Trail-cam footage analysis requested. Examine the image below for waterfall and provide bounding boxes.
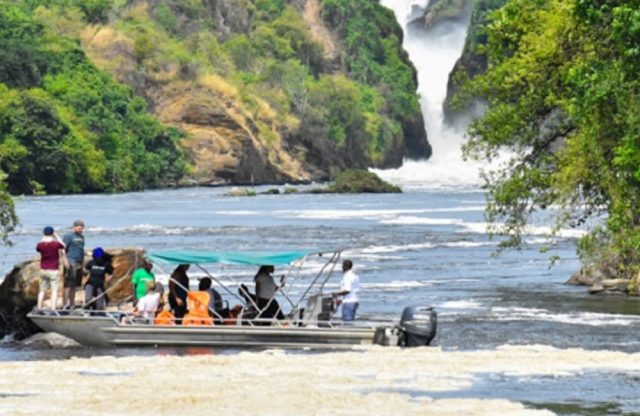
[373,0,486,191]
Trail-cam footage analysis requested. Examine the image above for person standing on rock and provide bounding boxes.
[63,219,86,309]
[36,226,66,310]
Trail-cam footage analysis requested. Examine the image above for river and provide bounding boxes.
[2,1,640,414]
[1,185,640,414]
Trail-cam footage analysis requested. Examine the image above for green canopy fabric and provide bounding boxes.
[148,249,322,266]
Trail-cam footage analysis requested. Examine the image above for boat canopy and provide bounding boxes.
[148,249,325,266]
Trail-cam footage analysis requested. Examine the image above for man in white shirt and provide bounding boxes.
[134,282,162,323]
[332,260,360,321]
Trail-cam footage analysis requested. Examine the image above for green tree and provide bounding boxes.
[458,0,640,275]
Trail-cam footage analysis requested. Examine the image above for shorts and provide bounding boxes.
[64,262,84,288]
[40,269,60,293]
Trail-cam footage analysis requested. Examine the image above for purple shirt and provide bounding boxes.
[36,241,64,270]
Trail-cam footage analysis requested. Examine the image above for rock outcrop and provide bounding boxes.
[0,248,144,340]
[567,264,635,296]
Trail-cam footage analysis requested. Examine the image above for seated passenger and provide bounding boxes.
[182,290,213,326]
[132,282,162,323]
[131,259,155,306]
[254,265,285,321]
[198,277,228,321]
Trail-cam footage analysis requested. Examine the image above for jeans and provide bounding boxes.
[341,302,358,321]
[84,284,106,310]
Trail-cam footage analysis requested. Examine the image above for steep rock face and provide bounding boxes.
[201,0,254,39]
[443,0,506,124]
[0,249,144,340]
[78,0,429,185]
[82,25,309,185]
[418,0,474,29]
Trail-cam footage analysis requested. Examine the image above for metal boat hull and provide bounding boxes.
[28,312,383,348]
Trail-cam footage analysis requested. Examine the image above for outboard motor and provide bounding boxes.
[398,306,437,347]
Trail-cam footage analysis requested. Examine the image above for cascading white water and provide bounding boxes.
[374,0,487,191]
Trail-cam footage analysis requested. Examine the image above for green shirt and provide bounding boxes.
[131,268,155,299]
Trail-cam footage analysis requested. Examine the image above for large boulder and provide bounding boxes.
[0,248,145,340]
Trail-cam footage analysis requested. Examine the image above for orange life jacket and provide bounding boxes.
[155,310,175,325]
[183,291,214,326]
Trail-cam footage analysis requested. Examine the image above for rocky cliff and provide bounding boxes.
[442,0,506,124]
[76,0,430,185]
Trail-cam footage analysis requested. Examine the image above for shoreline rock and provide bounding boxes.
[0,248,144,340]
[567,266,636,296]
[222,170,402,196]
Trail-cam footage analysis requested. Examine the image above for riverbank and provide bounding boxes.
[2,344,640,415]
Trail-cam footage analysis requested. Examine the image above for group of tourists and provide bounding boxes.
[36,219,109,311]
[37,220,361,322]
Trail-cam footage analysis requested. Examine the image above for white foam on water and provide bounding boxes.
[358,242,436,254]
[4,346,640,414]
[439,300,484,309]
[357,240,494,255]
[491,307,640,327]
[443,241,497,248]
[362,280,433,290]
[85,224,258,236]
[460,222,587,239]
[380,216,465,226]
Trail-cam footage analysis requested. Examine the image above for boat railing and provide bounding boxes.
[30,307,390,330]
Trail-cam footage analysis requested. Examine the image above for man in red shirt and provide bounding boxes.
[36,226,66,310]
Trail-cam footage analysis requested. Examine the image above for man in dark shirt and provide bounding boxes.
[36,226,66,310]
[63,219,86,309]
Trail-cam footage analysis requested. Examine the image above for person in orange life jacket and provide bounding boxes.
[83,247,113,310]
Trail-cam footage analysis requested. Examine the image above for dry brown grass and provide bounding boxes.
[122,2,149,21]
[199,74,241,100]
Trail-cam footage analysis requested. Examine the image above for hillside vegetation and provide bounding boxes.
[452,0,640,278]
[0,0,428,192]
[0,1,186,195]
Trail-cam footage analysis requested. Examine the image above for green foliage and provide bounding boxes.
[320,0,419,118]
[0,5,47,87]
[0,1,186,195]
[458,0,640,275]
[155,1,177,33]
[0,171,18,245]
[225,35,256,71]
[326,169,401,193]
[305,74,392,164]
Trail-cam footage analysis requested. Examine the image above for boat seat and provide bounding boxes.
[183,291,214,326]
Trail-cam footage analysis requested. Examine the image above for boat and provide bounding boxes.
[28,249,437,349]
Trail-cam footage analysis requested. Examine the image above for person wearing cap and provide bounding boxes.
[83,247,114,310]
[63,219,85,309]
[36,226,66,310]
